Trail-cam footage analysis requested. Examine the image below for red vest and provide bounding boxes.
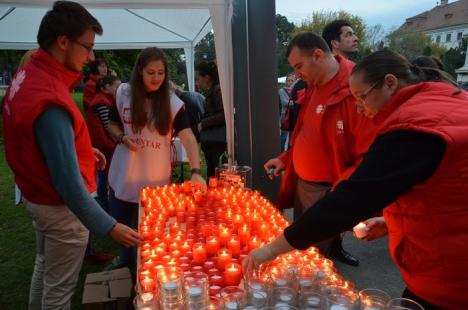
[376,82,468,309]
[277,56,377,209]
[2,48,96,205]
[83,74,98,111]
[86,92,116,155]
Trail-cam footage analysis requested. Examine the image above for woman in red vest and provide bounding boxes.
[244,50,468,309]
[83,59,107,111]
[86,75,120,211]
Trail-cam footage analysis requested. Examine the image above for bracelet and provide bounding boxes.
[117,133,125,144]
[190,168,202,176]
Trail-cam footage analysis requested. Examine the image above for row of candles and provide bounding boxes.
[136,181,360,309]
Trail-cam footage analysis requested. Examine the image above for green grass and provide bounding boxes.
[0,92,206,308]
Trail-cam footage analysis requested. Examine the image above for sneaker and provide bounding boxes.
[84,252,115,265]
[104,256,128,271]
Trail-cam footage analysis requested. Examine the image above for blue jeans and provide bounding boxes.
[108,189,138,266]
[280,130,290,151]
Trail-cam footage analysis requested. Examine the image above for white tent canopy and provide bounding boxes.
[0,0,235,158]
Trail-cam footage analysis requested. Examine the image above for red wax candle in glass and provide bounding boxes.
[176,211,185,223]
[140,276,155,292]
[207,268,221,277]
[223,263,242,286]
[257,223,269,239]
[203,260,215,271]
[138,269,152,282]
[193,191,203,202]
[192,243,207,264]
[210,285,222,296]
[238,225,251,246]
[218,227,232,246]
[143,259,155,270]
[217,248,232,270]
[233,214,244,229]
[227,237,241,258]
[248,236,262,251]
[180,263,191,271]
[208,177,218,188]
[210,274,224,286]
[206,236,220,256]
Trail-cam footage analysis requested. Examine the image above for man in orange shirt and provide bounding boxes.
[265,32,375,266]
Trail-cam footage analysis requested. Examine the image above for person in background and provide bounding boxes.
[2,2,141,308]
[245,50,467,310]
[278,73,297,151]
[171,81,205,141]
[105,47,206,270]
[83,58,107,111]
[86,75,120,211]
[322,19,359,59]
[264,32,376,267]
[319,19,363,266]
[195,61,227,177]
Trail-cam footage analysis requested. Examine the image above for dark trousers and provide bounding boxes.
[108,189,138,268]
[202,142,227,177]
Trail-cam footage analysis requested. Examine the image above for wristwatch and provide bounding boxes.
[190,168,202,176]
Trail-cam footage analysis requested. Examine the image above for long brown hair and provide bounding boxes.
[130,47,171,135]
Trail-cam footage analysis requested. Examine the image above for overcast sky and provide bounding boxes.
[275,0,440,31]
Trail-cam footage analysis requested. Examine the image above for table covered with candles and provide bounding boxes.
[134,179,368,310]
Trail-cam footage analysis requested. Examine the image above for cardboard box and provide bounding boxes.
[82,268,133,310]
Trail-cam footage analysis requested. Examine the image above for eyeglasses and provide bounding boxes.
[73,40,94,53]
[357,80,380,103]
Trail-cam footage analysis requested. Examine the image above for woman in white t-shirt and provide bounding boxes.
[106,47,206,269]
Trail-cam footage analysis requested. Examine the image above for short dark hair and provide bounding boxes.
[322,20,352,50]
[352,50,456,88]
[37,1,103,51]
[88,59,106,75]
[286,32,330,58]
[195,61,219,84]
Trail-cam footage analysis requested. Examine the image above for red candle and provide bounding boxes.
[203,260,216,271]
[223,263,242,286]
[217,248,232,270]
[141,248,152,260]
[180,263,191,271]
[143,259,156,270]
[193,191,203,202]
[207,268,221,277]
[227,237,241,258]
[192,243,207,264]
[248,236,262,251]
[206,236,220,256]
[179,256,191,265]
[238,225,251,246]
[138,269,152,282]
[176,211,185,223]
[181,241,192,253]
[209,177,218,188]
[140,276,155,292]
[210,274,224,286]
[218,226,232,246]
[233,214,244,229]
[191,265,203,272]
[210,285,222,296]
[257,223,269,239]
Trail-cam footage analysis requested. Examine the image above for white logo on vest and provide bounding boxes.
[316,104,324,114]
[9,70,26,102]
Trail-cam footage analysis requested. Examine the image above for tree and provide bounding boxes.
[365,24,385,52]
[385,29,433,60]
[276,14,296,77]
[195,32,216,64]
[442,37,467,79]
[293,10,367,47]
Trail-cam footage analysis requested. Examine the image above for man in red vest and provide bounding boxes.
[2,2,140,308]
[264,32,376,265]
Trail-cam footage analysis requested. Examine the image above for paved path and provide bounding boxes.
[332,233,405,298]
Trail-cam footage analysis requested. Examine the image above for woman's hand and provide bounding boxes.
[191,173,207,193]
[362,217,388,241]
[122,135,142,152]
[243,245,277,274]
[93,148,106,170]
[109,223,142,248]
[264,158,285,176]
